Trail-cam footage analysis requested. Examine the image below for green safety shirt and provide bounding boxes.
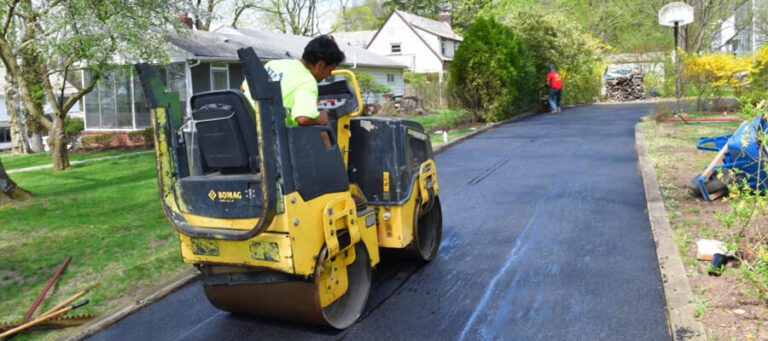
[242,59,319,126]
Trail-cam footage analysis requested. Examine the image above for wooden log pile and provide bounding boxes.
[605,73,645,101]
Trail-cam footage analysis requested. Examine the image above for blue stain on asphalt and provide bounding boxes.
[458,186,557,340]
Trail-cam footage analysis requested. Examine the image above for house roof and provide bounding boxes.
[166,27,407,69]
[394,10,462,41]
[333,30,377,46]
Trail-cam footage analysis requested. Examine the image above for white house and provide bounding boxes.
[364,10,462,74]
[712,0,767,55]
[0,71,11,150]
[81,27,407,132]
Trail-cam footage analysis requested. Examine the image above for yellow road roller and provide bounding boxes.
[134,47,442,329]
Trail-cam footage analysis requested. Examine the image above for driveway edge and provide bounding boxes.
[635,121,705,341]
[61,269,199,341]
[60,110,540,339]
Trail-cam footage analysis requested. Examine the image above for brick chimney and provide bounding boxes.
[438,10,452,28]
[178,13,193,29]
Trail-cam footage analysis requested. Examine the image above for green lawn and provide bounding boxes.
[0,153,185,340]
[407,108,471,131]
[1,149,149,171]
[430,128,474,147]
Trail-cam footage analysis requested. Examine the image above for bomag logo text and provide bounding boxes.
[210,190,242,202]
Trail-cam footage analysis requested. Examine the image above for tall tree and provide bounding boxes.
[679,0,750,53]
[382,0,441,18]
[251,0,323,36]
[0,0,180,171]
[446,0,489,35]
[19,11,46,153]
[332,0,386,32]
[4,62,29,155]
[0,157,30,204]
[181,0,223,31]
[486,0,669,53]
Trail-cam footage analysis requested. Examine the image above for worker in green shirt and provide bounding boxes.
[242,35,346,127]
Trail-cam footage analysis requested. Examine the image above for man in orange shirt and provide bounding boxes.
[546,64,563,113]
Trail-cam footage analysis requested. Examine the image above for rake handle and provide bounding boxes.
[0,300,89,338]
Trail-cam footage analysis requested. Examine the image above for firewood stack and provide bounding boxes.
[605,73,645,101]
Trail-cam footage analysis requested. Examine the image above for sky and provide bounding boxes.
[210,0,355,34]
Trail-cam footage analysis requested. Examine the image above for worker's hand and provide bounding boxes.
[316,109,329,125]
[296,110,330,126]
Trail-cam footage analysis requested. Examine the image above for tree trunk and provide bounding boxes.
[28,131,44,153]
[5,66,29,155]
[20,20,48,154]
[50,114,69,170]
[0,157,31,205]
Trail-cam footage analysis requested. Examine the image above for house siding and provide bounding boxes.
[347,66,404,103]
[83,60,404,131]
[368,14,442,73]
[191,63,211,93]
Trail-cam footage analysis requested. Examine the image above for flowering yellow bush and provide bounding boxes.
[681,50,752,89]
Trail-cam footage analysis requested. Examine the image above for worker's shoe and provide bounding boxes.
[557,107,562,113]
[550,109,557,114]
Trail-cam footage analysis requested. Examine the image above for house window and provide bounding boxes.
[391,43,401,53]
[441,40,446,55]
[84,62,187,130]
[211,64,229,90]
[387,73,395,83]
[0,127,10,143]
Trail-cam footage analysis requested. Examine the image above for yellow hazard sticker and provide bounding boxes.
[250,241,280,262]
[190,238,219,256]
[383,172,390,193]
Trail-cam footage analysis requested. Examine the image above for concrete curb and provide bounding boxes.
[59,111,540,339]
[7,150,153,174]
[635,120,705,341]
[61,269,200,341]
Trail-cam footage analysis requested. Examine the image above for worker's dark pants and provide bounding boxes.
[549,89,562,111]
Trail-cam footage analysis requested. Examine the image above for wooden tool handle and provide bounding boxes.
[0,300,90,338]
[36,282,99,320]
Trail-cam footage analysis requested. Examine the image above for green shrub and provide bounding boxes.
[449,17,536,122]
[496,11,605,105]
[355,72,391,103]
[82,132,118,149]
[127,128,154,147]
[64,117,84,143]
[404,72,440,84]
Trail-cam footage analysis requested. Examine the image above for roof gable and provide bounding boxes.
[366,10,446,62]
[394,10,462,41]
[165,27,406,69]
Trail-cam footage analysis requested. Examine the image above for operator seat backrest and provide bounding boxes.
[190,90,260,174]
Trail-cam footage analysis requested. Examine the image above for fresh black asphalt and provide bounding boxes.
[86,103,670,340]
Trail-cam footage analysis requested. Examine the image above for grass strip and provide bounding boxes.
[407,109,471,131]
[1,150,148,171]
[430,128,474,147]
[0,153,185,341]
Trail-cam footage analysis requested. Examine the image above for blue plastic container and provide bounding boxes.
[695,116,768,200]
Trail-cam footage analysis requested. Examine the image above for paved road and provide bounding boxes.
[87,104,670,341]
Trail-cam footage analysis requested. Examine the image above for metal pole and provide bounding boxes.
[674,21,680,112]
[674,21,679,51]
